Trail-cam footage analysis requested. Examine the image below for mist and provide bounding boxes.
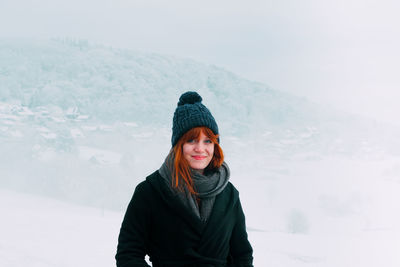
[1,1,400,266]
[1,0,400,125]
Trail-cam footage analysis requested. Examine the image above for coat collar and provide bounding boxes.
[146,171,238,236]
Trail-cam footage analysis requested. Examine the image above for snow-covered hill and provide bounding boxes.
[1,39,399,151]
[1,38,400,267]
[1,39,400,207]
[0,39,378,129]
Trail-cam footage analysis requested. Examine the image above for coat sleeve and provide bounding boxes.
[228,198,254,267]
[115,182,152,267]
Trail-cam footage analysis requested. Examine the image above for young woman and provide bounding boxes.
[116,91,253,267]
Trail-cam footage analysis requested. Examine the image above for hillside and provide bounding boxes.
[1,39,399,210]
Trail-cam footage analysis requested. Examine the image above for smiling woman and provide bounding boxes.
[182,129,216,172]
[174,126,224,194]
[115,91,253,266]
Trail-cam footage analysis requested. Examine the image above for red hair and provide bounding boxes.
[172,127,224,195]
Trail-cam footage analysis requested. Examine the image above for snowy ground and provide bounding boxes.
[0,189,121,267]
[2,156,400,267]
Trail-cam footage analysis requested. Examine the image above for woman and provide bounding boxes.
[116,91,253,267]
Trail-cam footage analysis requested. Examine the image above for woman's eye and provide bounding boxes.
[187,139,195,143]
[204,140,212,144]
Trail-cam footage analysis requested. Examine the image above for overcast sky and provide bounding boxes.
[1,0,399,125]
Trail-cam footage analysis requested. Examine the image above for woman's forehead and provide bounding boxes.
[187,127,211,139]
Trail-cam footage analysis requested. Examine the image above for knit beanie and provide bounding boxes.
[171,91,219,147]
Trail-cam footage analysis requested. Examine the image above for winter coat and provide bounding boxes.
[115,170,253,267]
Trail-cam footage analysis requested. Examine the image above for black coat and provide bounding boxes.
[116,170,253,267]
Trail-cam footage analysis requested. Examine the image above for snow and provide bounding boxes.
[2,156,400,267]
[78,146,122,165]
[40,132,57,139]
[1,39,400,266]
[70,128,85,138]
[9,130,23,137]
[0,189,121,267]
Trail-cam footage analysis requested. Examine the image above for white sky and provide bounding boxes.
[1,0,399,125]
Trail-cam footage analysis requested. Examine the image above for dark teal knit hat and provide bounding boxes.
[171,91,219,147]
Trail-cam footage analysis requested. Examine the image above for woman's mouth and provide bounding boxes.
[192,155,206,160]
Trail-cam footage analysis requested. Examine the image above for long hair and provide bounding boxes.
[172,126,224,195]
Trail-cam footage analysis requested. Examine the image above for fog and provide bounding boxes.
[1,0,399,124]
[1,1,400,266]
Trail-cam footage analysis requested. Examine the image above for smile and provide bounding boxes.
[192,155,207,160]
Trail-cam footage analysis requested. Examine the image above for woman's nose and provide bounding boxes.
[194,142,204,152]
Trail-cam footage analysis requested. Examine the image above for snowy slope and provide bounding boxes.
[1,38,399,204]
[1,39,400,266]
[1,39,399,157]
[0,38,391,135]
[1,38,399,208]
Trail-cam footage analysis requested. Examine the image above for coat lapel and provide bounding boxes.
[147,171,238,241]
[147,171,205,234]
[199,183,237,243]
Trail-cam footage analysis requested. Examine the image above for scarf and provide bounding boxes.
[158,152,230,222]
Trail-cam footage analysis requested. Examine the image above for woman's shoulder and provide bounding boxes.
[216,181,240,206]
[130,170,160,198]
[133,170,171,198]
[226,181,240,196]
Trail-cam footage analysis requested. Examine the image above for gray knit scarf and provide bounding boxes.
[158,152,230,222]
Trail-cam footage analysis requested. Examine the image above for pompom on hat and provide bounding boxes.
[171,91,219,147]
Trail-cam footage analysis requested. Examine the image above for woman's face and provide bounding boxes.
[182,131,214,174]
